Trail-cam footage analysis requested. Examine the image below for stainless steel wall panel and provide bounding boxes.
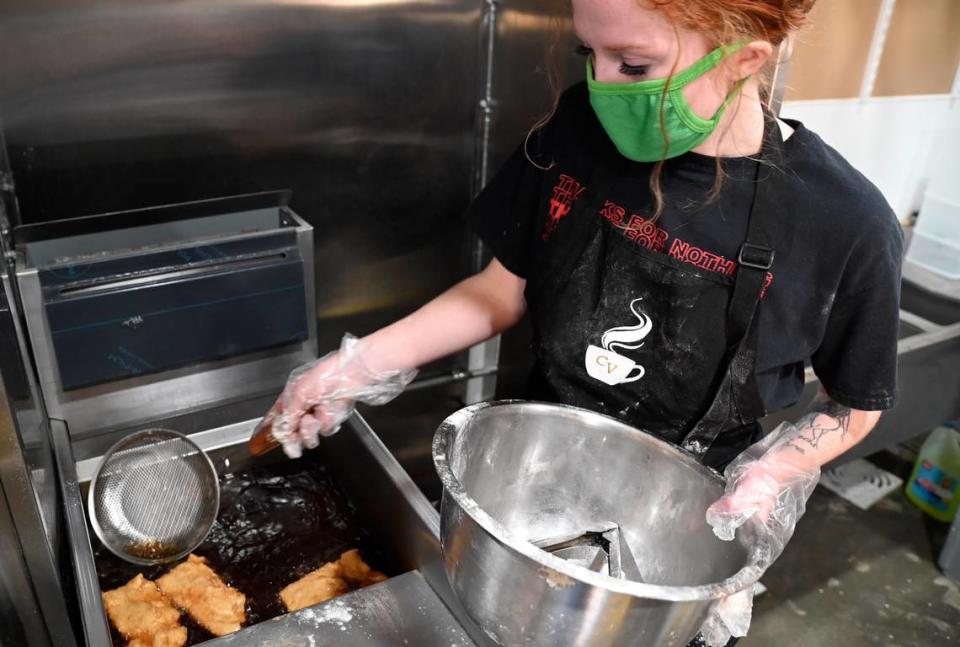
[0,0,482,365]
[0,273,58,545]
[0,483,50,647]
[0,323,76,646]
[0,137,71,645]
[0,0,486,485]
[486,0,580,175]
[0,2,480,150]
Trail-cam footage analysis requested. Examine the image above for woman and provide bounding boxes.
[262,0,903,643]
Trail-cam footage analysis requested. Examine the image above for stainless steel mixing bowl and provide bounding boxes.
[432,401,765,647]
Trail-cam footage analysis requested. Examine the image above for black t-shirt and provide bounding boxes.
[468,82,903,413]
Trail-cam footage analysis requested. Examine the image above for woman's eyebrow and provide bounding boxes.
[609,43,656,53]
[574,34,657,54]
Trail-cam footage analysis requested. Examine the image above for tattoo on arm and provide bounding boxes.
[786,399,852,455]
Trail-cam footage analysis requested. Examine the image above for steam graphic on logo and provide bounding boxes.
[585,298,653,386]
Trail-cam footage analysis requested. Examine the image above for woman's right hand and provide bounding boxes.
[259,334,417,458]
[260,258,525,457]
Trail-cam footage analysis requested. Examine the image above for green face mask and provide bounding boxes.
[587,44,746,162]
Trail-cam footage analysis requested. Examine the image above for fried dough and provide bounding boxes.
[156,554,245,636]
[279,549,387,612]
[102,574,187,647]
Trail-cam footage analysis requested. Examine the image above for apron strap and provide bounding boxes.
[725,111,784,349]
[681,111,786,459]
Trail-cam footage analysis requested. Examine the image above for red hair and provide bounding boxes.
[650,0,816,47]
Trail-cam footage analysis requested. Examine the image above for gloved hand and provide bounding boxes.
[698,422,821,646]
[698,586,756,647]
[260,334,417,458]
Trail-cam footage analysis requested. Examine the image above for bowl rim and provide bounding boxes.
[431,400,766,602]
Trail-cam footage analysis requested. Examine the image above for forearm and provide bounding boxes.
[360,259,526,373]
[266,259,525,453]
[769,387,882,472]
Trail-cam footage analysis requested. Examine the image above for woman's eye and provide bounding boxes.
[619,63,649,77]
[575,44,593,57]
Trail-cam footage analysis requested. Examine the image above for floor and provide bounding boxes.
[741,450,959,647]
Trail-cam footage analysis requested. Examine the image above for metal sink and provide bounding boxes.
[898,319,923,339]
[901,273,960,326]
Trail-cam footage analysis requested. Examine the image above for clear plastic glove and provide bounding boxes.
[698,422,821,646]
[698,586,756,647]
[260,334,417,458]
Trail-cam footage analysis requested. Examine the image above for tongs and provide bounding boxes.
[248,417,281,456]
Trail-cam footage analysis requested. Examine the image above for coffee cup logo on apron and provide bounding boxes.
[584,298,652,386]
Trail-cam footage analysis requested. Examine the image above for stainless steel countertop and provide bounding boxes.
[208,570,474,647]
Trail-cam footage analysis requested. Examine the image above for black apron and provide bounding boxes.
[525,115,784,471]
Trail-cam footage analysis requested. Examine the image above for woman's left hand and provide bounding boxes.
[706,422,821,552]
[697,393,882,645]
[697,421,822,646]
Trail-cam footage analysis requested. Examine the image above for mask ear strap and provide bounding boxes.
[664,39,752,92]
[708,40,755,123]
[717,76,750,115]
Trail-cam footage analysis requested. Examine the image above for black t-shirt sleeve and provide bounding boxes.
[465,141,544,278]
[811,204,904,410]
[466,86,586,278]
